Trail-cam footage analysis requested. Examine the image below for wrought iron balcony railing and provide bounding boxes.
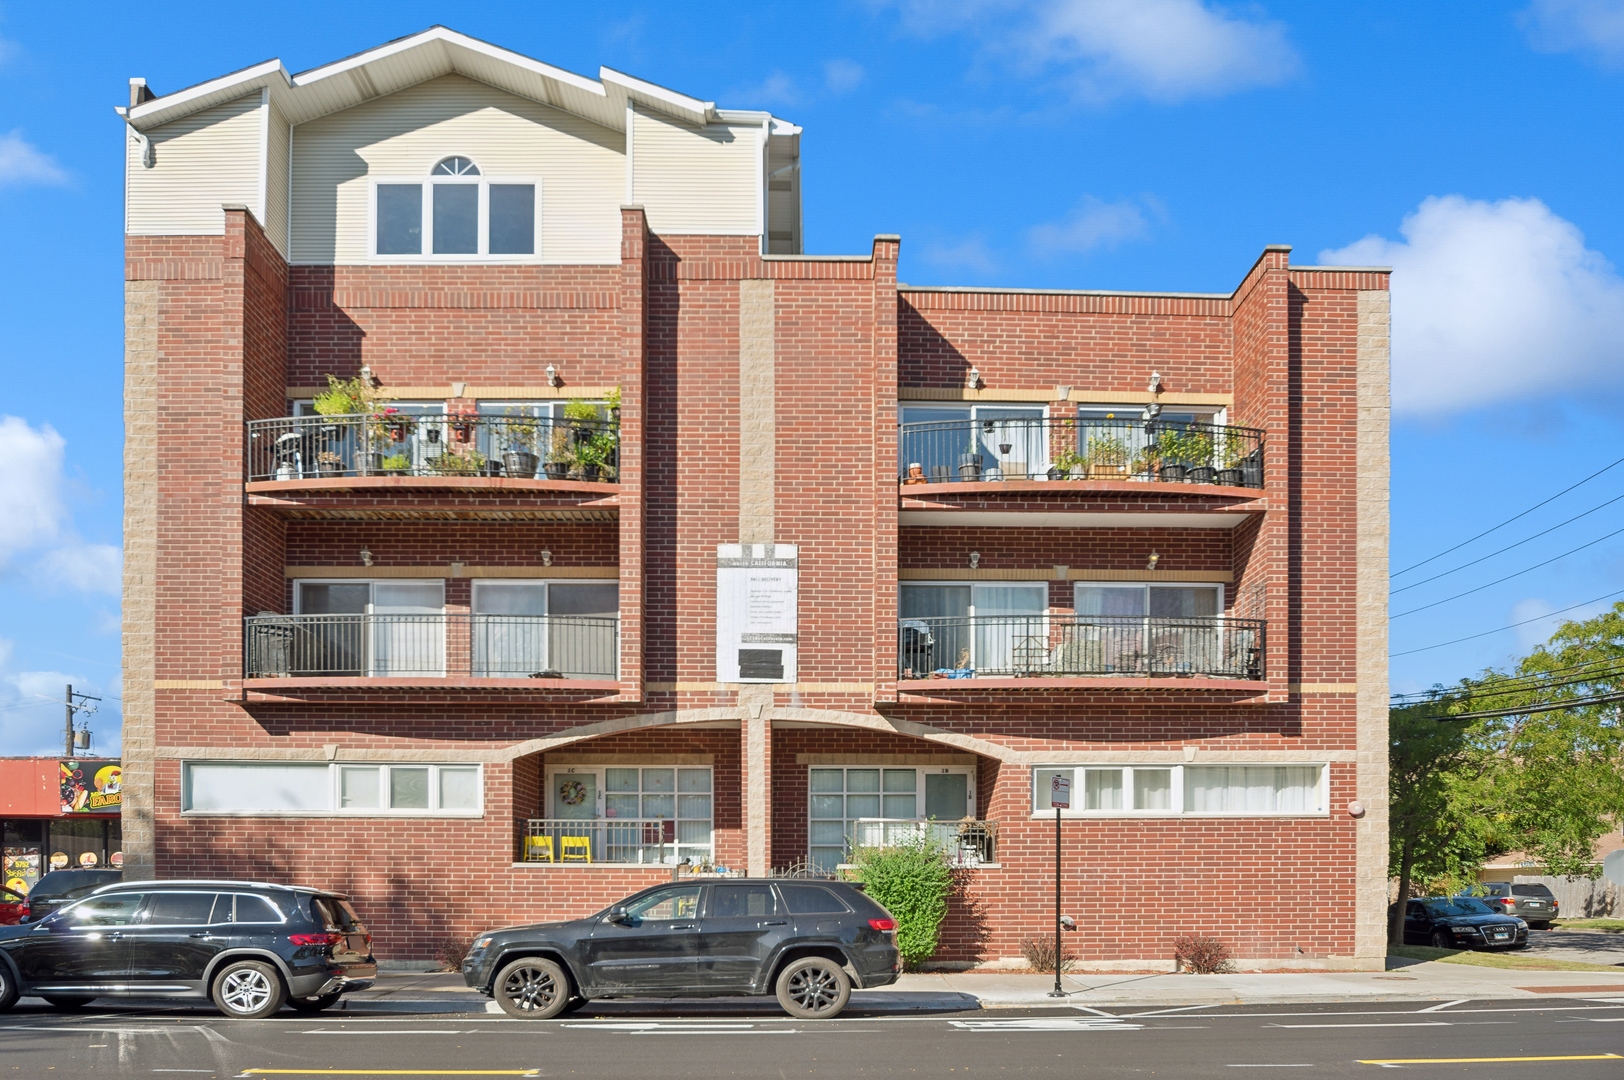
[898,614,1265,680]
[246,414,618,483]
[519,818,710,865]
[850,818,998,867]
[244,613,619,680]
[898,417,1264,488]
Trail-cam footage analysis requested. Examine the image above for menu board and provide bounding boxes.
[716,544,798,684]
[3,848,40,896]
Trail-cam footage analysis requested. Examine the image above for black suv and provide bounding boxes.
[463,879,900,1019]
[21,869,123,923]
[0,879,376,1018]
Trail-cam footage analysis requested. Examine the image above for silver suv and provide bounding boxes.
[1464,882,1559,928]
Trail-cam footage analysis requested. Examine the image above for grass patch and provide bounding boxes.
[1389,944,1624,972]
[1551,918,1624,933]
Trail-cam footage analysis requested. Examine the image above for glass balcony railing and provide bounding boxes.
[898,614,1265,680]
[898,417,1264,488]
[244,613,619,680]
[246,414,618,483]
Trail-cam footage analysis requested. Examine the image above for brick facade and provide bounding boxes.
[126,199,1387,970]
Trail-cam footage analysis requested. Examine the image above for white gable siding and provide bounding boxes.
[127,92,265,236]
[264,98,292,257]
[290,74,624,264]
[633,110,761,236]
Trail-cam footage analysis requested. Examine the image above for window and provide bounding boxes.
[808,765,976,870]
[232,895,285,924]
[471,580,618,679]
[1073,405,1223,478]
[624,886,700,922]
[183,763,483,816]
[711,885,776,918]
[1032,764,1324,816]
[145,892,221,926]
[291,579,446,678]
[372,158,538,259]
[1069,582,1232,678]
[901,583,1046,676]
[898,403,1049,481]
[780,885,851,914]
[539,765,713,864]
[63,894,144,926]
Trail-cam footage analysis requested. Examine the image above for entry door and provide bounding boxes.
[925,773,970,821]
[698,884,790,989]
[371,582,444,676]
[584,884,701,992]
[971,584,1046,675]
[20,892,143,988]
[124,891,226,985]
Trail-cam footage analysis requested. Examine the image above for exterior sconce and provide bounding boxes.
[540,550,553,567]
[545,364,561,388]
[360,549,374,567]
[1145,551,1159,571]
[969,551,981,570]
[359,365,378,387]
[1347,802,1366,819]
[1147,370,1162,394]
[966,366,981,390]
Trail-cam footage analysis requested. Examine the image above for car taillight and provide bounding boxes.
[869,918,896,931]
[1500,898,1515,907]
[288,933,343,947]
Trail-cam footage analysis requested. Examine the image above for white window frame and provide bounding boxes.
[368,169,543,262]
[901,581,1048,674]
[1072,581,1225,617]
[1030,763,1327,818]
[471,578,620,680]
[181,762,483,817]
[1073,403,1227,426]
[540,764,715,863]
[808,764,979,869]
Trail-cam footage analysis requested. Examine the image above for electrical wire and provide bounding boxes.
[1391,664,1624,709]
[1428,689,1624,723]
[1391,586,1624,657]
[1392,524,1624,618]
[1391,491,1624,595]
[1393,454,1624,577]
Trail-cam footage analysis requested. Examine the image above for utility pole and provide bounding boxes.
[62,684,102,757]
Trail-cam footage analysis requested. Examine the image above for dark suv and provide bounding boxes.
[0,879,376,1018]
[1463,882,1560,928]
[463,879,900,1019]
[21,869,123,923]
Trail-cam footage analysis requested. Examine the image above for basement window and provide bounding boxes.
[372,157,539,259]
[1032,764,1325,817]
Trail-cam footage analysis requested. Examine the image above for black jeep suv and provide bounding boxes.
[463,879,900,1019]
[0,879,376,1018]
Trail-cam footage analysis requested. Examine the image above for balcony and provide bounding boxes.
[519,817,704,866]
[850,818,998,868]
[897,614,1265,688]
[244,613,619,687]
[899,417,1263,488]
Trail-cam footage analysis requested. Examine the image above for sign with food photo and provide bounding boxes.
[60,760,122,813]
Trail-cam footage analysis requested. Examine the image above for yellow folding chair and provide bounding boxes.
[560,835,592,862]
[524,835,555,863]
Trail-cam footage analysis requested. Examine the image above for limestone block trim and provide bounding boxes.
[121,278,160,882]
[738,279,776,545]
[796,753,979,765]
[898,388,1230,407]
[1289,683,1358,694]
[545,754,713,765]
[899,568,1233,583]
[645,682,874,693]
[284,385,620,401]
[284,566,618,579]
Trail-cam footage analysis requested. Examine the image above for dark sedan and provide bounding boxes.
[463,879,900,1019]
[1394,896,1528,950]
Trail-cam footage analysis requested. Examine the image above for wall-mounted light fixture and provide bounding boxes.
[1145,551,1159,572]
[360,548,374,567]
[540,550,553,567]
[1147,370,1163,394]
[969,551,981,570]
[966,366,981,390]
[545,364,561,388]
[360,365,378,387]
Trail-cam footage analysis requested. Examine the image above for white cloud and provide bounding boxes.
[1521,0,1624,65]
[737,72,803,106]
[885,0,1299,102]
[921,236,1002,274]
[825,58,866,94]
[0,640,121,757]
[0,415,121,593]
[1319,196,1624,414]
[1028,195,1153,255]
[0,130,66,188]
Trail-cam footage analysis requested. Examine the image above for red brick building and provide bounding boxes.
[119,28,1390,970]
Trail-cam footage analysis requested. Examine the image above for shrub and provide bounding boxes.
[852,835,953,969]
[434,934,474,972]
[1021,935,1075,974]
[1173,934,1234,974]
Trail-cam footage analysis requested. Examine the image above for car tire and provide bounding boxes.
[775,956,851,1019]
[492,957,571,1019]
[288,992,343,1013]
[1430,930,1454,950]
[41,996,95,1010]
[0,965,18,1014]
[211,960,287,1020]
[559,996,589,1015]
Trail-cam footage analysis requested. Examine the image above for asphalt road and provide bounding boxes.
[2,997,1624,1078]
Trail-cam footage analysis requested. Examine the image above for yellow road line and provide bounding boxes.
[1359,1053,1622,1065]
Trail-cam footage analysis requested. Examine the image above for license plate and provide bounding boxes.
[1525,902,1544,908]
[1493,932,1510,940]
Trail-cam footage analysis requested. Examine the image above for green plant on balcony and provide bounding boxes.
[543,427,575,480]
[1086,433,1129,478]
[380,453,411,473]
[429,449,487,475]
[574,427,619,482]
[312,373,381,418]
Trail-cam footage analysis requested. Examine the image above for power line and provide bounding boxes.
[1392,524,1624,618]
[1428,689,1624,723]
[1392,663,1624,708]
[1391,491,1624,595]
[1393,454,1624,577]
[1391,587,1624,657]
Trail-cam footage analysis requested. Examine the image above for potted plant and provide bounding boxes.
[315,450,346,478]
[1216,437,1249,487]
[1183,431,1216,484]
[502,409,541,479]
[380,452,410,474]
[1086,434,1129,479]
[1155,429,1190,483]
[904,462,928,485]
[957,452,984,482]
[543,426,573,480]
[1048,448,1085,481]
[311,374,378,421]
[429,449,487,476]
[575,426,619,482]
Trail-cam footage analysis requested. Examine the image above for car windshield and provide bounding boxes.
[1511,885,1554,898]
[1426,898,1495,917]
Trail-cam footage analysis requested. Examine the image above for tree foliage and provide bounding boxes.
[851,835,953,968]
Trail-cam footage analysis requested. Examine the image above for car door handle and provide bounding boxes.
[669,924,696,931]
[105,932,123,940]
[188,932,212,939]
[763,920,788,926]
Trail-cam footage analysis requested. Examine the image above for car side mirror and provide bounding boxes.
[607,905,630,924]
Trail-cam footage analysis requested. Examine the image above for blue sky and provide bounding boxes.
[4,1,1624,751]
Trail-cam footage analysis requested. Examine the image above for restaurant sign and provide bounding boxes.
[60,760,122,813]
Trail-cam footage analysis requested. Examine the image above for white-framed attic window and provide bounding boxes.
[371,157,540,260]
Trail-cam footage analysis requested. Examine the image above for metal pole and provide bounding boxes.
[1048,803,1064,997]
[63,683,74,757]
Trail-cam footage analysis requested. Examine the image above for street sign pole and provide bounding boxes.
[1047,773,1070,998]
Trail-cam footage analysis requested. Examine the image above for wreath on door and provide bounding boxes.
[559,780,589,807]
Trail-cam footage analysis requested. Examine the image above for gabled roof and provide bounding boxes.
[117,25,795,135]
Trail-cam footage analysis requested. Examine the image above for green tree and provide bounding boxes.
[851,835,953,969]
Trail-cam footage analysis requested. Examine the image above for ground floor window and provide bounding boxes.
[808,765,977,870]
[4,818,122,895]
[1032,764,1325,816]
[181,762,482,816]
[532,766,713,864]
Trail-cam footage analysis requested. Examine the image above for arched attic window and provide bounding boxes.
[374,157,535,258]
[433,156,481,176]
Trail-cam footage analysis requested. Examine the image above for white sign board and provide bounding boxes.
[1050,774,1071,810]
[717,543,798,684]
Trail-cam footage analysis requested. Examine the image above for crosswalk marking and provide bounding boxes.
[950,1018,1143,1032]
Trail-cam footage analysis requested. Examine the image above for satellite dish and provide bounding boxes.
[1604,848,1624,887]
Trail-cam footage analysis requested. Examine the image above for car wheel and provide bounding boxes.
[41,996,95,1010]
[287,992,343,1013]
[493,957,571,1019]
[775,956,851,1019]
[559,996,589,1015]
[0,966,18,1014]
[1430,930,1454,950]
[211,960,287,1020]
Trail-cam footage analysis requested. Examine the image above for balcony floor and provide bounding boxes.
[245,476,619,520]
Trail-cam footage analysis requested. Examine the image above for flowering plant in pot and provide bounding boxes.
[315,450,346,478]
[1216,437,1249,486]
[1048,447,1085,481]
[501,409,541,479]
[543,427,574,480]
[1086,434,1129,479]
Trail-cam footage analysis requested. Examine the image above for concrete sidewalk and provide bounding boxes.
[332,962,1624,1015]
